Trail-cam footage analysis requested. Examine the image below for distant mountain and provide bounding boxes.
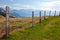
[10,9,41,17]
[10,9,59,17]
[0,8,6,17]
[10,9,32,17]
[0,8,59,18]
[0,8,15,18]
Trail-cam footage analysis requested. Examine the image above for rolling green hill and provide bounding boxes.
[0,16,60,40]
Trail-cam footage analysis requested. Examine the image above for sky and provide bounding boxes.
[0,0,60,11]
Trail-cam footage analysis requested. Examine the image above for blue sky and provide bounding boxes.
[0,0,60,11]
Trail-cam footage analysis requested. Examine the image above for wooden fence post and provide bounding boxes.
[49,11,51,17]
[6,6,10,37]
[59,11,60,16]
[44,11,46,20]
[32,11,34,27]
[39,11,42,23]
[54,11,56,16]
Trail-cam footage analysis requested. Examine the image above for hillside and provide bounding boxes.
[0,8,15,18]
[0,16,60,40]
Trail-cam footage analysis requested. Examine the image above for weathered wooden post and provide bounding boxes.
[54,11,56,16]
[6,6,10,37]
[49,11,51,17]
[44,11,46,20]
[59,11,60,16]
[32,11,34,27]
[39,11,42,23]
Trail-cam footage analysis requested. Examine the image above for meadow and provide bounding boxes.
[0,16,60,40]
[0,16,48,37]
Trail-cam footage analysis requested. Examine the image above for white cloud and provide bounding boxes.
[40,1,60,10]
[2,0,60,11]
[10,4,34,10]
[39,2,54,10]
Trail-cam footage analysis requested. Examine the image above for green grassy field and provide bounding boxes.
[0,16,60,40]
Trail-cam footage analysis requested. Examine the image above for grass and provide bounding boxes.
[0,16,47,38]
[0,16,60,40]
[0,16,48,30]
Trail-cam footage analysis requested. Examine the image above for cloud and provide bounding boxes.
[40,1,60,10]
[10,4,41,10]
[39,2,54,10]
[10,4,34,10]
[2,0,60,11]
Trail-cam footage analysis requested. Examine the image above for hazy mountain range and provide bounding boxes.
[0,8,59,18]
[10,9,59,17]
